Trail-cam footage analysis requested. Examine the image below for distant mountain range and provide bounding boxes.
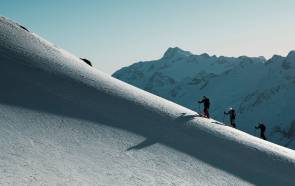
[113,47,295,149]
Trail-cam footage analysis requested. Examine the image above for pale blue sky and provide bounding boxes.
[1,0,295,73]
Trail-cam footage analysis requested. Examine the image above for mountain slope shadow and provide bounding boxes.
[127,138,159,151]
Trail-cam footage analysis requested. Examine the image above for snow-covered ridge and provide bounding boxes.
[1,17,295,185]
[113,45,295,150]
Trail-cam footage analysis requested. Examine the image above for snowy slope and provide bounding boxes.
[113,47,295,149]
[1,17,295,185]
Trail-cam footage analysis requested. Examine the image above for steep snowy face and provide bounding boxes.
[1,16,295,185]
[113,47,266,87]
[286,50,295,62]
[283,50,295,69]
[268,54,285,64]
[113,48,295,149]
[162,47,192,60]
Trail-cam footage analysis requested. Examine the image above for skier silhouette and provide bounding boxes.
[255,123,266,140]
[198,96,210,118]
[224,107,236,128]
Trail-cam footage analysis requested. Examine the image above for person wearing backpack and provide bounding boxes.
[224,107,236,128]
[198,96,210,118]
[255,123,267,140]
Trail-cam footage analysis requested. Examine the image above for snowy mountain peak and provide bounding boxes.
[269,54,285,63]
[238,55,266,63]
[258,56,267,61]
[286,50,295,62]
[199,53,211,58]
[162,47,192,59]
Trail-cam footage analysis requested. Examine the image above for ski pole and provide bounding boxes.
[256,128,259,137]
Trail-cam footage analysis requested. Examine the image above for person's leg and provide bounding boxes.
[203,108,207,117]
[231,118,236,128]
[261,131,266,140]
[204,108,209,118]
[232,123,236,128]
[206,108,210,118]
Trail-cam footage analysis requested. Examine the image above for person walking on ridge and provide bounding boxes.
[255,123,267,140]
[224,107,236,128]
[198,96,210,118]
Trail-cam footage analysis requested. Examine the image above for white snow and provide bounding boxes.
[1,16,295,185]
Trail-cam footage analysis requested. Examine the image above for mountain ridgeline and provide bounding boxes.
[113,47,295,149]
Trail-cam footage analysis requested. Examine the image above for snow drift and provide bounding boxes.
[0,17,295,185]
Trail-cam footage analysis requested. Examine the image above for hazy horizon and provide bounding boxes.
[1,0,295,74]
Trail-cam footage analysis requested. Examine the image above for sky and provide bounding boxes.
[1,0,295,74]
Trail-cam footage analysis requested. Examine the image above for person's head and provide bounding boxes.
[203,96,207,99]
[229,107,233,111]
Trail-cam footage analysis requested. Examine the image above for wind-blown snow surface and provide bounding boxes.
[113,47,295,149]
[1,17,295,185]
